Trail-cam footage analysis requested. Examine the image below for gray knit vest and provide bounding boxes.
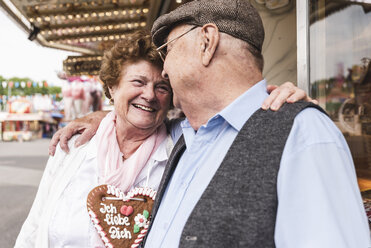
[145,102,326,248]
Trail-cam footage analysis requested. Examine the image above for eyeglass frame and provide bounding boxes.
[156,26,198,62]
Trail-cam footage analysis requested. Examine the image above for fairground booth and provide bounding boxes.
[1,0,370,224]
[0,98,57,141]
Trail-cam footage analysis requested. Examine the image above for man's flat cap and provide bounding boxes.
[151,0,265,52]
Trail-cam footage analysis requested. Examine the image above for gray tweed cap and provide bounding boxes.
[151,0,265,52]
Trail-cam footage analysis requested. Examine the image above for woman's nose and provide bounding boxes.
[142,86,156,102]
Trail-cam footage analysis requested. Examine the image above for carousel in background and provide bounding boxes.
[0,0,195,141]
[57,71,103,121]
[0,81,59,141]
[0,72,105,141]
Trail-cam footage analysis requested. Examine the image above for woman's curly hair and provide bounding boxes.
[99,30,163,100]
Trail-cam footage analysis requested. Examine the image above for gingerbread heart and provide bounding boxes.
[87,184,156,248]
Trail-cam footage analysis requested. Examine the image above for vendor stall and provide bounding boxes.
[0,112,57,141]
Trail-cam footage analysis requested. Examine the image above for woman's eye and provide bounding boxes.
[156,85,171,93]
[133,80,144,85]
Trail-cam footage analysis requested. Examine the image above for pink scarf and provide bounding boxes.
[95,111,167,193]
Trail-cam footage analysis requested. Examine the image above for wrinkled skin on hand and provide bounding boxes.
[262,82,318,111]
[49,82,318,156]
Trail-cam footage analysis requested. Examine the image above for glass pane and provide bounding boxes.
[309,0,371,218]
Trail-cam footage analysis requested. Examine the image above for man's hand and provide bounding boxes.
[48,111,108,156]
[262,82,318,111]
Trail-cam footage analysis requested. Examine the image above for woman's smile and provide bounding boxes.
[132,103,156,112]
[110,60,172,131]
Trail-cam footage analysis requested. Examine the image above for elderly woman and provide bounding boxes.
[15,30,173,248]
[16,30,312,247]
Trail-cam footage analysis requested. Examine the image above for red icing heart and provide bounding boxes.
[87,185,156,248]
[120,205,134,216]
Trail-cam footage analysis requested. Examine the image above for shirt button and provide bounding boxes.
[185,236,198,241]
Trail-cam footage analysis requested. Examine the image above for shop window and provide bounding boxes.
[309,0,371,205]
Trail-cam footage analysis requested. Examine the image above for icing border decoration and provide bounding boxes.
[87,185,156,248]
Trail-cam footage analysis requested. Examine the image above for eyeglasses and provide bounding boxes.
[156,26,198,62]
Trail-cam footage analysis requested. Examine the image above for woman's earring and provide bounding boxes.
[109,98,114,105]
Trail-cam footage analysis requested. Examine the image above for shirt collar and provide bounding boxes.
[219,79,268,131]
[149,137,169,162]
[181,79,268,132]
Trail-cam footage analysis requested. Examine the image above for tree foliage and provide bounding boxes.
[0,75,61,97]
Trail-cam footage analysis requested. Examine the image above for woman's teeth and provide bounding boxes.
[133,104,155,112]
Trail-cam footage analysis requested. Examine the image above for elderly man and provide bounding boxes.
[49,0,369,247]
[142,0,370,247]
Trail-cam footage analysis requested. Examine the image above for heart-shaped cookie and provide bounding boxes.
[87,184,156,248]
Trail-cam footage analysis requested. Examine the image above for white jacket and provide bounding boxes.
[15,134,173,248]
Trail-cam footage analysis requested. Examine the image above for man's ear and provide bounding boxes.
[200,23,219,66]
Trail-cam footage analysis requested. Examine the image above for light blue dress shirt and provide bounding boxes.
[145,79,370,248]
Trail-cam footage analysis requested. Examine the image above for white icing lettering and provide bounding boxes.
[99,203,117,214]
[109,226,132,239]
[104,213,130,226]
